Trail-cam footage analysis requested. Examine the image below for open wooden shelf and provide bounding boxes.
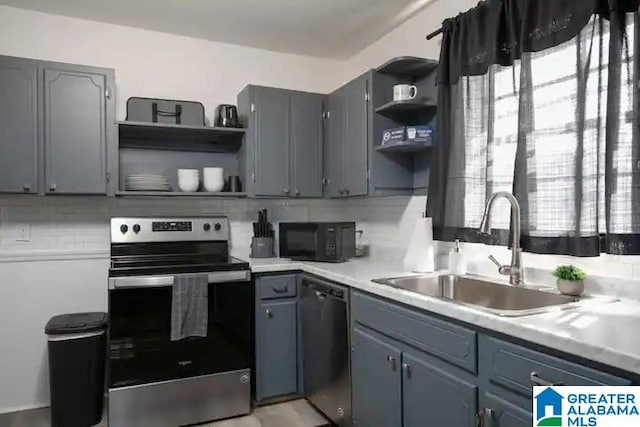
[116,191,247,198]
[376,56,438,80]
[376,142,432,153]
[118,121,245,152]
[374,100,436,119]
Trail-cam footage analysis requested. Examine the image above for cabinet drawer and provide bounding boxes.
[257,274,297,300]
[351,291,477,373]
[480,336,631,398]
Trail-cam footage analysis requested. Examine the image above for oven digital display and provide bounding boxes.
[152,221,192,232]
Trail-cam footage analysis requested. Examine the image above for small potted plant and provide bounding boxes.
[553,265,587,296]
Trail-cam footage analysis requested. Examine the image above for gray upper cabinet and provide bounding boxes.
[238,85,324,198]
[324,73,369,198]
[43,67,108,194]
[351,326,402,427]
[324,90,344,198]
[0,55,115,196]
[402,351,478,427]
[0,57,39,193]
[342,75,368,197]
[290,92,323,197]
[252,86,290,196]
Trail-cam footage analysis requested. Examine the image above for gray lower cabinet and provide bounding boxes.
[480,391,531,427]
[325,74,368,198]
[43,67,109,194]
[351,326,402,427]
[0,56,38,193]
[351,290,632,427]
[255,274,300,402]
[402,351,478,427]
[238,85,323,198]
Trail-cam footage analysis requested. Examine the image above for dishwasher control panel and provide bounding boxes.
[304,278,348,301]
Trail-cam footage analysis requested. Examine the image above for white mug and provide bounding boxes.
[393,84,418,101]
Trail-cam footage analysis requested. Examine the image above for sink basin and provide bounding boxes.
[372,274,582,317]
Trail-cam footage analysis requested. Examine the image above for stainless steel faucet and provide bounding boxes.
[478,192,524,286]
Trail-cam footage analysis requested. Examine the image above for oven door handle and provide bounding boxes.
[109,270,251,289]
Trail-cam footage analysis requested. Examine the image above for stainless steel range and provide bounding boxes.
[108,217,252,427]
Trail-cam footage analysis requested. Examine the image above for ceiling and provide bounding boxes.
[0,0,432,59]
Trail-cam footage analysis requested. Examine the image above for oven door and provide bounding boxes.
[108,270,252,388]
[279,223,322,260]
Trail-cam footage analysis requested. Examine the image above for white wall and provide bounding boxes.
[339,0,477,84]
[0,6,343,121]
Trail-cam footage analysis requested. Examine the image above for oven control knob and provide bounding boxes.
[203,223,211,231]
[214,223,222,231]
[133,224,141,234]
[120,224,128,234]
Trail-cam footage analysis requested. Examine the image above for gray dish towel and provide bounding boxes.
[171,273,208,341]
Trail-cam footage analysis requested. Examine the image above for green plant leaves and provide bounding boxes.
[552,265,587,281]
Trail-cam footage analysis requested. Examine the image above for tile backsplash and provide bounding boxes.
[0,195,424,256]
[2,194,640,283]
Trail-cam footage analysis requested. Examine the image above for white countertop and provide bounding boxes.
[235,251,640,376]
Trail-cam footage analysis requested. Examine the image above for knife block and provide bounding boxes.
[250,237,274,258]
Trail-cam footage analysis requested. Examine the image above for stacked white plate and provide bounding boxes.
[126,174,172,192]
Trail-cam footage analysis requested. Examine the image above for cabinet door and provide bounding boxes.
[480,391,531,427]
[43,68,107,194]
[402,351,478,427]
[324,90,344,197]
[253,87,290,196]
[290,92,323,198]
[342,75,368,197]
[256,300,298,401]
[0,57,38,193]
[351,327,402,427]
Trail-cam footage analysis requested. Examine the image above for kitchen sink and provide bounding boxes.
[372,274,583,317]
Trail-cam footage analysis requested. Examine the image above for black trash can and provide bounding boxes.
[45,312,108,427]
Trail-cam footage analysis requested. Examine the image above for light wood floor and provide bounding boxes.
[0,399,330,427]
[202,399,329,427]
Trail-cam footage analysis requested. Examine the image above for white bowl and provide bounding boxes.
[178,179,199,192]
[203,167,224,192]
[178,169,199,178]
[177,169,199,192]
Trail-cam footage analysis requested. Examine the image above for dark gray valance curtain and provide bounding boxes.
[427,0,640,256]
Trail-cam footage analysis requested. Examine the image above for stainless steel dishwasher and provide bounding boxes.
[300,274,351,427]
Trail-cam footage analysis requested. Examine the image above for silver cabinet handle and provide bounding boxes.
[345,189,350,195]
[476,409,495,427]
[476,411,483,427]
[530,372,562,386]
[295,189,300,196]
[386,355,397,370]
[402,363,411,377]
[271,286,289,293]
[49,183,57,192]
[283,188,290,194]
[23,183,31,192]
[266,309,273,318]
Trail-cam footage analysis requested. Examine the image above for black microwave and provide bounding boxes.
[279,222,356,263]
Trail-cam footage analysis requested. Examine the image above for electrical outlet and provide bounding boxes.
[16,223,31,242]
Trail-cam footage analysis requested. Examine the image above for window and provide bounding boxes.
[460,17,636,241]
